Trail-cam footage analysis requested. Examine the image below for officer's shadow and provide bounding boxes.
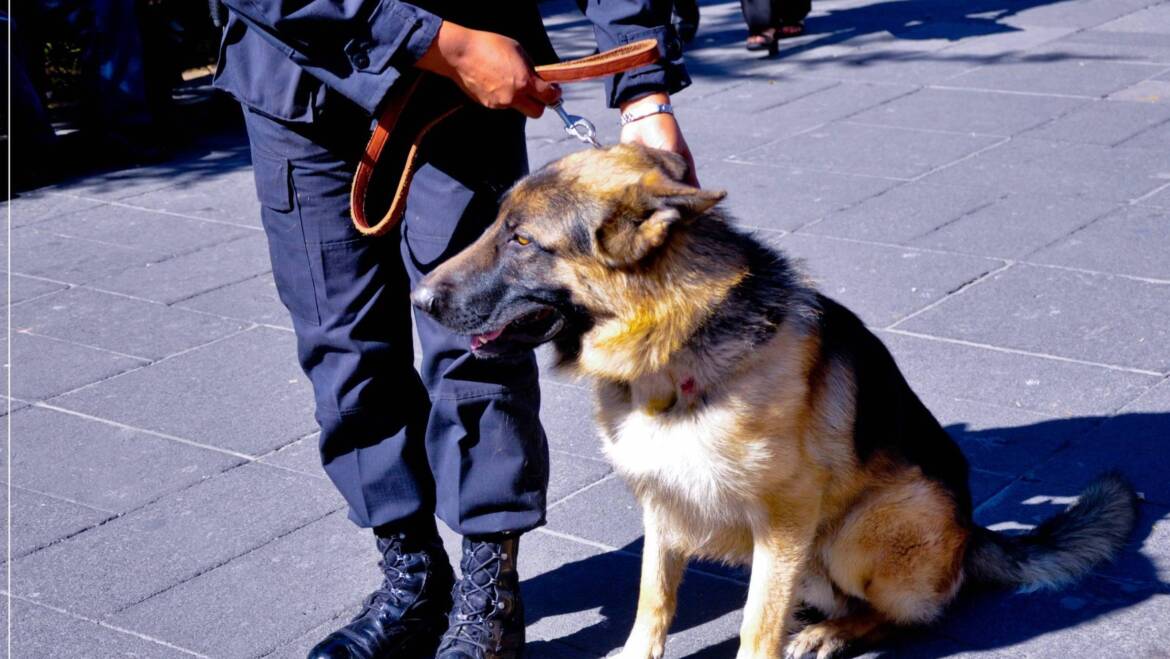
[523,411,1170,658]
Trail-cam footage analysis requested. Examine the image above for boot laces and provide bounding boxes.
[446,544,510,651]
[359,533,423,615]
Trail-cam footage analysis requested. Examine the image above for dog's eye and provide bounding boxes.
[512,234,532,246]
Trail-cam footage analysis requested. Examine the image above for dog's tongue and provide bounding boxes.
[470,327,505,350]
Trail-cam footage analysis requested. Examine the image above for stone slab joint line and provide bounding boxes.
[38,324,259,402]
[108,505,345,616]
[4,592,211,658]
[15,328,154,364]
[886,260,1014,331]
[546,471,617,511]
[42,191,265,233]
[883,328,1166,377]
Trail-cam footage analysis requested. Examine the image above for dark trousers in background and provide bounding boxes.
[740,0,812,31]
[242,100,549,537]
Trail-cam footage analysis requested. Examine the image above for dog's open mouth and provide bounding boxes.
[470,307,563,356]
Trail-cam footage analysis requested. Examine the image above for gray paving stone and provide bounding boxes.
[539,379,604,460]
[701,160,898,232]
[920,138,1170,202]
[1107,78,1170,102]
[943,57,1164,97]
[791,48,979,85]
[13,462,342,616]
[174,272,292,329]
[50,327,315,456]
[1098,3,1170,34]
[849,87,1086,136]
[1003,0,1160,31]
[1020,100,1170,145]
[1116,116,1170,151]
[989,377,1170,508]
[12,332,146,401]
[31,202,254,260]
[548,450,613,506]
[898,264,1170,372]
[9,406,242,513]
[1028,205,1170,280]
[772,232,1000,327]
[39,165,186,201]
[13,287,248,360]
[920,395,1086,479]
[258,433,323,477]
[804,181,996,244]
[11,227,160,284]
[546,476,642,549]
[6,192,102,228]
[90,234,273,305]
[937,575,1170,658]
[876,330,1158,417]
[119,167,264,227]
[11,600,195,659]
[108,511,378,658]
[933,25,1075,59]
[734,121,1004,180]
[681,75,838,113]
[694,79,920,155]
[9,274,67,305]
[4,486,113,559]
[1025,30,1170,65]
[908,192,1118,259]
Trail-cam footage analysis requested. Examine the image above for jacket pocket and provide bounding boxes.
[253,150,321,325]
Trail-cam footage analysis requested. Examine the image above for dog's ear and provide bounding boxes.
[596,170,727,267]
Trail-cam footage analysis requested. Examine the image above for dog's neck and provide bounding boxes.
[573,213,796,396]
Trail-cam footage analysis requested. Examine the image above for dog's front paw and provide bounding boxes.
[784,623,850,659]
[612,639,666,659]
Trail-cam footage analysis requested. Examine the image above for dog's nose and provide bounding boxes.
[411,284,437,314]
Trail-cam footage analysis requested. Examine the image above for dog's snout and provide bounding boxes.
[411,284,437,315]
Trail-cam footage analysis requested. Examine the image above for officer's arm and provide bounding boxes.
[575,0,690,108]
[218,0,441,115]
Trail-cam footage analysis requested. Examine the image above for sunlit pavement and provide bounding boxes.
[5,0,1170,656]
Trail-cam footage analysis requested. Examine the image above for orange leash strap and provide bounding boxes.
[349,38,660,237]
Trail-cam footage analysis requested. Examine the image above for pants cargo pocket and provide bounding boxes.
[253,148,322,325]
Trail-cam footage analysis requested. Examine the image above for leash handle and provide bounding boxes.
[350,39,661,237]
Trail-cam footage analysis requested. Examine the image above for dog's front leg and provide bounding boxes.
[617,509,685,659]
[737,519,817,659]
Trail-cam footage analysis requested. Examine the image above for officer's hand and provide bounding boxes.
[417,22,561,118]
[619,93,699,186]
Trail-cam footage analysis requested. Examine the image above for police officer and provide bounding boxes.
[213,2,693,657]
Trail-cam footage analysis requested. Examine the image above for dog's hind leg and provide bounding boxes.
[617,510,686,659]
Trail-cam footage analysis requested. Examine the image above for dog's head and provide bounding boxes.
[411,143,726,360]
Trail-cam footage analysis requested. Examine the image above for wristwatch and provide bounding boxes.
[619,103,674,126]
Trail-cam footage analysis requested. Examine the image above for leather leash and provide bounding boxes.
[349,39,660,237]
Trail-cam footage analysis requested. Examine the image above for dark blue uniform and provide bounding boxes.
[215,1,688,536]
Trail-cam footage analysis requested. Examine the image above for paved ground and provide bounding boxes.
[6,0,1170,656]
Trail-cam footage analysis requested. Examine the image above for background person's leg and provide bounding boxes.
[740,0,775,34]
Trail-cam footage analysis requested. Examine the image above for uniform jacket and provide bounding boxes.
[214,0,689,123]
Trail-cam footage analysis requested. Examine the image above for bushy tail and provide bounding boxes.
[965,472,1138,591]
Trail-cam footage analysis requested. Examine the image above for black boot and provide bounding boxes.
[436,536,524,659]
[308,528,454,659]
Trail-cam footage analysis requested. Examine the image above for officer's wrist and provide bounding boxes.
[619,92,671,115]
[416,20,469,78]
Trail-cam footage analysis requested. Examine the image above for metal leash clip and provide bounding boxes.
[550,100,603,149]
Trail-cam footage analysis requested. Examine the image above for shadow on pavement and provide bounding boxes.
[527,411,1170,657]
[684,0,1122,78]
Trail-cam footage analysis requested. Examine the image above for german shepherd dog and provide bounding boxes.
[412,144,1138,658]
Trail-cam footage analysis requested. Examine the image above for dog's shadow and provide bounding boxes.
[524,412,1170,657]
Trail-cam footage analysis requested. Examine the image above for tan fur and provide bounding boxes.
[513,147,971,658]
[420,145,1132,658]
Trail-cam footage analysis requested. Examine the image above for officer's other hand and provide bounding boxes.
[417,21,561,118]
[619,93,699,186]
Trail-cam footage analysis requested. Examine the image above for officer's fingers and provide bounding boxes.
[513,95,545,119]
[530,76,562,107]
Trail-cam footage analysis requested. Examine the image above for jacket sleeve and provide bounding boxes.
[576,0,691,107]
[220,0,441,115]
